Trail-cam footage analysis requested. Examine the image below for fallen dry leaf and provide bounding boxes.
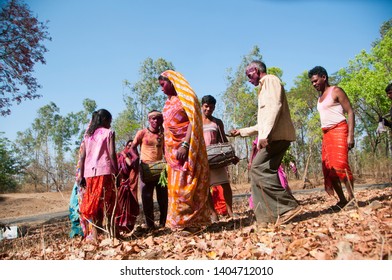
[1,185,391,260]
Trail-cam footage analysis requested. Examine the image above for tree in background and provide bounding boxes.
[112,106,139,148]
[0,0,51,116]
[337,19,392,179]
[0,132,25,193]
[223,46,261,133]
[14,101,95,192]
[221,46,263,183]
[115,57,174,146]
[72,98,97,143]
[286,71,322,184]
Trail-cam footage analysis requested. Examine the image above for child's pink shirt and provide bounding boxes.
[84,127,115,177]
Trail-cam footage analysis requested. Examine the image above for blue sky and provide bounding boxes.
[1,0,391,141]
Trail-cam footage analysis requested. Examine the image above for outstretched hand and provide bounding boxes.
[229,129,240,137]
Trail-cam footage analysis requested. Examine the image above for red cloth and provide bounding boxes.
[80,175,115,219]
[322,121,353,196]
[115,150,139,231]
[211,185,227,215]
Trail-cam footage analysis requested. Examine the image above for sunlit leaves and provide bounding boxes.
[338,20,392,155]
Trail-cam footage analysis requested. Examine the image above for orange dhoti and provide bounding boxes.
[322,121,353,196]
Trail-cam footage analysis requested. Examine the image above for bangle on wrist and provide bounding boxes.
[181,141,190,149]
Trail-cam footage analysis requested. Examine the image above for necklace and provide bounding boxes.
[147,127,159,134]
[147,127,163,147]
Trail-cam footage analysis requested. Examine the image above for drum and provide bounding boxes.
[206,142,236,169]
[141,161,166,183]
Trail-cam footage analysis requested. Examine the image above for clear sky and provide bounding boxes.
[1,0,391,141]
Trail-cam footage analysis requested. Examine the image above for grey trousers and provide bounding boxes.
[251,140,299,223]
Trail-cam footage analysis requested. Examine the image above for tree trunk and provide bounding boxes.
[302,146,313,189]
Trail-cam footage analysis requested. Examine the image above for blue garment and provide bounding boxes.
[69,183,83,237]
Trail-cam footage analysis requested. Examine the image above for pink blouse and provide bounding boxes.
[83,127,115,178]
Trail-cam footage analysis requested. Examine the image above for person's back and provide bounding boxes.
[84,127,115,177]
[77,108,118,242]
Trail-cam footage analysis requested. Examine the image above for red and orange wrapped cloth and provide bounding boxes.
[321,121,353,196]
[161,70,211,229]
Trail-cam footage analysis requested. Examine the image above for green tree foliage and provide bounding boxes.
[287,71,322,175]
[222,46,262,131]
[0,0,51,116]
[222,46,283,182]
[14,101,95,191]
[0,133,25,192]
[115,58,174,146]
[14,128,43,191]
[123,58,174,126]
[112,108,139,148]
[72,98,97,144]
[338,19,392,155]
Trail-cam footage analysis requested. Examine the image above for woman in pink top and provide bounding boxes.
[78,109,118,242]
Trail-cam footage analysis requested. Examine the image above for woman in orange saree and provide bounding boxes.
[158,70,211,233]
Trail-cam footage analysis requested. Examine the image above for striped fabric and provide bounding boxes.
[161,70,211,229]
[322,121,354,196]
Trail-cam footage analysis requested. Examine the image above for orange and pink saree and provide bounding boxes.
[161,70,211,229]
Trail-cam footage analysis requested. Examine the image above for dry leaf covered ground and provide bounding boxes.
[0,181,391,260]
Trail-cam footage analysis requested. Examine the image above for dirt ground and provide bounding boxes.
[0,181,297,220]
[0,177,391,260]
[0,178,383,221]
[0,190,72,220]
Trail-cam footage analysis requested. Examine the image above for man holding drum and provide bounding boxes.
[201,95,238,222]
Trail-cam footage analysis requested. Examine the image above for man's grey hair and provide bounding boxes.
[246,60,267,74]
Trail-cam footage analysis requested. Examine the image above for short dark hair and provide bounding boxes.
[201,95,216,105]
[308,66,328,81]
[385,83,392,93]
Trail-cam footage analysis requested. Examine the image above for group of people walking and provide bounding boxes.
[71,61,358,242]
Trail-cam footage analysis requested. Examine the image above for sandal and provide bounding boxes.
[329,201,348,211]
[174,227,201,237]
